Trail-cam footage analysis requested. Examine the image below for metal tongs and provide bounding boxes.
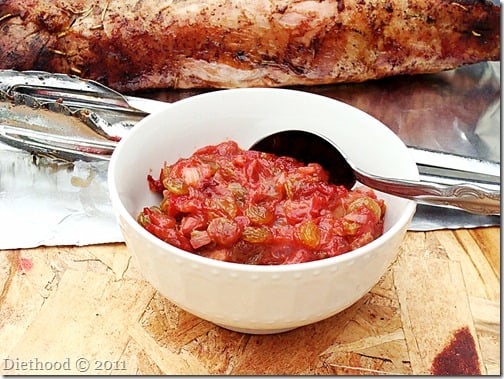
[0,123,117,161]
[0,70,500,215]
[0,70,148,117]
[0,70,151,161]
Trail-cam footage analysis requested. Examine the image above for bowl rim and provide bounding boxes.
[108,88,417,273]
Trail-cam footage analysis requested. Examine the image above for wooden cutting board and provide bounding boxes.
[0,227,499,375]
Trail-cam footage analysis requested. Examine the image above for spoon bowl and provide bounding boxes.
[251,130,500,216]
[251,129,356,189]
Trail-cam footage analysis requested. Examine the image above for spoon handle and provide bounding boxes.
[354,172,500,216]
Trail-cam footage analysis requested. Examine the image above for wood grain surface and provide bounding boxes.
[0,227,500,375]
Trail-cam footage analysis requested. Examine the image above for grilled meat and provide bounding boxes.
[0,0,500,91]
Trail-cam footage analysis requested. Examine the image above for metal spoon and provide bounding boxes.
[250,130,500,216]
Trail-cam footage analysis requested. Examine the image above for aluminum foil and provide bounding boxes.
[0,146,118,248]
[0,62,500,249]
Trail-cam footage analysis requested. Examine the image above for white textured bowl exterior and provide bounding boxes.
[109,88,417,334]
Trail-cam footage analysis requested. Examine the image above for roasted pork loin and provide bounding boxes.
[0,0,500,91]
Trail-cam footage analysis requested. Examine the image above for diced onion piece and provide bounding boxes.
[182,166,201,187]
[190,230,212,249]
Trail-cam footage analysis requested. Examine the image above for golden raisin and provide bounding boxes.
[348,196,382,220]
[245,205,274,225]
[295,220,321,249]
[242,226,273,243]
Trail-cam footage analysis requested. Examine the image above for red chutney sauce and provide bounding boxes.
[138,141,386,265]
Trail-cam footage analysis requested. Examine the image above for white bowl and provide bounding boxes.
[108,88,417,334]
